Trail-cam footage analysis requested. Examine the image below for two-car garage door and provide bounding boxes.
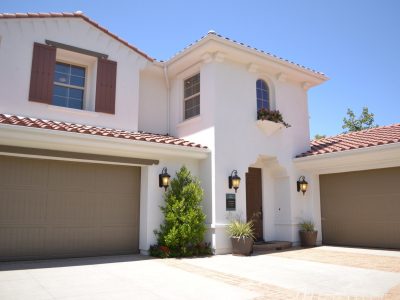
[0,155,140,261]
[320,167,400,249]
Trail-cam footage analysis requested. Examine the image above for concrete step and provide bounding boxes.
[253,241,292,252]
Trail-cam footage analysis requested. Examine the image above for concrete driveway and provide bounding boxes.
[1,246,400,299]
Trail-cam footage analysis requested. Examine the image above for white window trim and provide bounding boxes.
[183,73,200,121]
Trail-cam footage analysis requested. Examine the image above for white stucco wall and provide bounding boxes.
[0,17,148,131]
[138,65,168,134]
[165,51,324,252]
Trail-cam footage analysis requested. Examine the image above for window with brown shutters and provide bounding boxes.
[29,43,56,104]
[95,58,117,114]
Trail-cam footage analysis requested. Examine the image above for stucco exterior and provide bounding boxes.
[0,14,334,255]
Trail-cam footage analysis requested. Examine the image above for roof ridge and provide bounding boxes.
[0,12,154,62]
[165,30,326,76]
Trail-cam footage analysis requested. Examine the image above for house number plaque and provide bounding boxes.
[226,193,236,211]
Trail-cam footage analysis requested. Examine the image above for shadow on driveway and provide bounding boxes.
[0,254,154,271]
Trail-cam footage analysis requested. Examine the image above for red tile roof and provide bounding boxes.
[0,12,153,62]
[0,114,207,149]
[297,124,400,158]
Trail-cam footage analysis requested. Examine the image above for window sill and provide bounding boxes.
[176,115,202,128]
[256,119,284,135]
[47,105,100,117]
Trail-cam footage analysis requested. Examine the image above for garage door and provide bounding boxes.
[0,155,140,261]
[320,167,400,249]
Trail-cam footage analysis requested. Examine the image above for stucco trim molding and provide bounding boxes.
[294,142,400,174]
[0,124,210,160]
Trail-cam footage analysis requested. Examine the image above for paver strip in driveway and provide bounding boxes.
[270,246,400,273]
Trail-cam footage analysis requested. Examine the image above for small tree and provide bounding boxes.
[314,134,326,140]
[154,166,208,257]
[342,107,378,133]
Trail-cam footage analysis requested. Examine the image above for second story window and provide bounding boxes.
[53,62,86,109]
[184,73,200,120]
[256,79,270,111]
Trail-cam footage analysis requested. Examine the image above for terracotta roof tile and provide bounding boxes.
[0,114,207,150]
[297,124,400,158]
[0,12,153,62]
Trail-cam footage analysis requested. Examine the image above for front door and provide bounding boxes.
[246,167,263,241]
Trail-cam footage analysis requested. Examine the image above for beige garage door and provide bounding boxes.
[0,155,140,261]
[320,167,400,249]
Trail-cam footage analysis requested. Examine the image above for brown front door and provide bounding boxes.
[246,167,263,241]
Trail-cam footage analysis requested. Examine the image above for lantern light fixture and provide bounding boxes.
[297,176,308,195]
[228,170,241,193]
[159,167,171,191]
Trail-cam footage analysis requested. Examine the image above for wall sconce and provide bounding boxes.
[228,170,241,193]
[159,167,171,191]
[297,176,308,195]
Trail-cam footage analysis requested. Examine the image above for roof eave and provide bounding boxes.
[165,34,328,82]
[0,123,210,160]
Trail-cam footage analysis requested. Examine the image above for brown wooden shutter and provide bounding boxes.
[28,43,56,104]
[95,58,117,114]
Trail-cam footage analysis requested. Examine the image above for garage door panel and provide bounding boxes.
[100,226,138,254]
[0,190,47,224]
[48,161,97,192]
[0,157,49,188]
[320,167,400,249]
[0,156,140,261]
[95,165,139,193]
[100,193,139,225]
[46,191,97,225]
[0,227,47,259]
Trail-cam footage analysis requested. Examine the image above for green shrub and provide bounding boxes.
[299,220,315,232]
[151,166,210,257]
[226,218,255,240]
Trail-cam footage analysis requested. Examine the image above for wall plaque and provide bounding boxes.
[226,193,236,211]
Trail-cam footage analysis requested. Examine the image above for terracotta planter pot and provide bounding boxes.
[230,237,253,256]
[299,231,318,247]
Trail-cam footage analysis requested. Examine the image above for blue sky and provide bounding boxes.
[1,0,399,137]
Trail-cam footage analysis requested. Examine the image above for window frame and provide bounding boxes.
[256,79,270,111]
[53,60,87,110]
[183,73,201,121]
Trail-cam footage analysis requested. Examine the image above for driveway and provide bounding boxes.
[1,246,400,299]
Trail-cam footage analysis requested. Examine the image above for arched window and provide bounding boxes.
[256,79,269,111]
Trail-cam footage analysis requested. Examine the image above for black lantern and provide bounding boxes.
[297,176,308,195]
[159,167,171,191]
[228,170,241,193]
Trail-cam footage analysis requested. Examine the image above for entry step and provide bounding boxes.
[253,241,292,252]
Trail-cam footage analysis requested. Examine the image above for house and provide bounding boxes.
[0,12,399,261]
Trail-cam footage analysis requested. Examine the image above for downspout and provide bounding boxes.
[163,64,170,135]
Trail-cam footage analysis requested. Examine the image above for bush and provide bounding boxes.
[151,166,210,257]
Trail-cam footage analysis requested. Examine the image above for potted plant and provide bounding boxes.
[299,220,318,247]
[226,218,255,255]
[257,108,291,128]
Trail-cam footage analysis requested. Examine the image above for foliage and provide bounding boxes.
[226,217,255,240]
[151,166,209,258]
[299,220,315,232]
[149,242,212,258]
[257,108,291,128]
[342,107,378,133]
[314,134,326,140]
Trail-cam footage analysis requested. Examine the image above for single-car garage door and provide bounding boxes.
[320,167,400,249]
[0,155,140,261]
